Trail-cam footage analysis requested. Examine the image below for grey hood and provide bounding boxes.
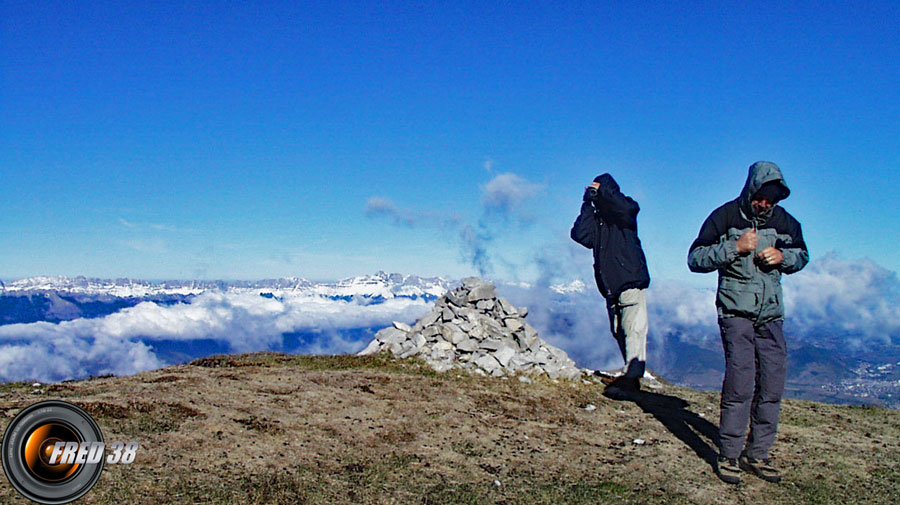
[739,161,791,219]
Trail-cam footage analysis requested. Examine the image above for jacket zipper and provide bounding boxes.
[752,216,767,322]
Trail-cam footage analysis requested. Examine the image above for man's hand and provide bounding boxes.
[736,229,758,255]
[757,247,783,266]
[583,182,601,202]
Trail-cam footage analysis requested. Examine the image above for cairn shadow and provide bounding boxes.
[629,391,720,468]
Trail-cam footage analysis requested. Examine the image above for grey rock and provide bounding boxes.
[493,346,516,368]
[504,318,524,332]
[559,368,583,380]
[481,317,504,337]
[360,278,585,381]
[433,341,453,351]
[476,299,495,311]
[442,323,465,344]
[475,354,501,372]
[467,283,497,302]
[544,365,561,380]
[392,321,412,332]
[457,338,479,352]
[375,327,407,345]
[497,297,518,316]
[457,307,480,323]
[510,354,533,369]
[449,330,467,345]
[422,326,442,340]
[421,310,442,327]
[467,324,487,340]
[462,277,486,290]
[480,338,505,351]
[547,345,569,361]
[447,288,468,306]
[357,339,382,356]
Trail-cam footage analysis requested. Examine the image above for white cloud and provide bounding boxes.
[481,173,543,212]
[0,292,432,382]
[365,196,459,229]
[783,253,900,346]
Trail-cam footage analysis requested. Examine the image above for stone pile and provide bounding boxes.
[358,277,582,380]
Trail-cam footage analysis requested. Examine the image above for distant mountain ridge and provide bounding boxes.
[2,271,452,300]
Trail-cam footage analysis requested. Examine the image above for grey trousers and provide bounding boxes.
[718,317,787,460]
[606,288,648,379]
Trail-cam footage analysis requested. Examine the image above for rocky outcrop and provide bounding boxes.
[358,278,582,380]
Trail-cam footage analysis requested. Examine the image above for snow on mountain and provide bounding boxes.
[3,272,452,301]
[305,272,449,300]
[550,279,587,294]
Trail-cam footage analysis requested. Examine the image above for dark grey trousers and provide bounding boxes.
[718,317,787,460]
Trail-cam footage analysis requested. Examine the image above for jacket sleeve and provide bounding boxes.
[594,185,639,228]
[777,218,809,274]
[570,201,597,249]
[688,208,739,273]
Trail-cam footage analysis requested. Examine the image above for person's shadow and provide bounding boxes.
[630,390,720,468]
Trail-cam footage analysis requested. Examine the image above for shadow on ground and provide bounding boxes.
[633,391,720,468]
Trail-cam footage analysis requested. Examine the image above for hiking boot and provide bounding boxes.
[739,455,782,482]
[715,456,742,484]
[603,377,640,401]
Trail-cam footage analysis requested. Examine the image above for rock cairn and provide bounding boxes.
[358,277,582,380]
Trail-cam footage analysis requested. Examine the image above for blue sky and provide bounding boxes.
[2,1,898,283]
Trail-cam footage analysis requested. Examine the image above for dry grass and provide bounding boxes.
[2,352,898,505]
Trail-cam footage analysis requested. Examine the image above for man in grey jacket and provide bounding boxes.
[688,161,808,484]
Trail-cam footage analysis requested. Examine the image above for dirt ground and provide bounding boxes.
[2,352,898,504]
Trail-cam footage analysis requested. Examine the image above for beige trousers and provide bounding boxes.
[606,288,649,379]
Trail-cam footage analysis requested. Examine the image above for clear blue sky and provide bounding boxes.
[2,1,898,282]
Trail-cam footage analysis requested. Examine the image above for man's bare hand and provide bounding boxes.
[588,182,600,190]
[757,247,783,266]
[736,230,758,254]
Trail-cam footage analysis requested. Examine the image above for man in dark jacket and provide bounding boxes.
[571,173,651,400]
[688,161,808,484]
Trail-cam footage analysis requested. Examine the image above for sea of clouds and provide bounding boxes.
[1,254,898,383]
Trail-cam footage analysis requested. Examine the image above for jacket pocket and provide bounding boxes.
[717,278,760,319]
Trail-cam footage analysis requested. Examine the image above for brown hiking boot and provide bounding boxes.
[715,456,742,484]
[739,455,783,482]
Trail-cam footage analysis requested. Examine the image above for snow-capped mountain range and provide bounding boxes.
[1,272,453,300]
[2,272,586,300]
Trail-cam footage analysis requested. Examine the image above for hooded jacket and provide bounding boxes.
[688,161,809,324]
[571,173,651,300]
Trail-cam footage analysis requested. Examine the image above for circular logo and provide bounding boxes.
[2,401,105,504]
